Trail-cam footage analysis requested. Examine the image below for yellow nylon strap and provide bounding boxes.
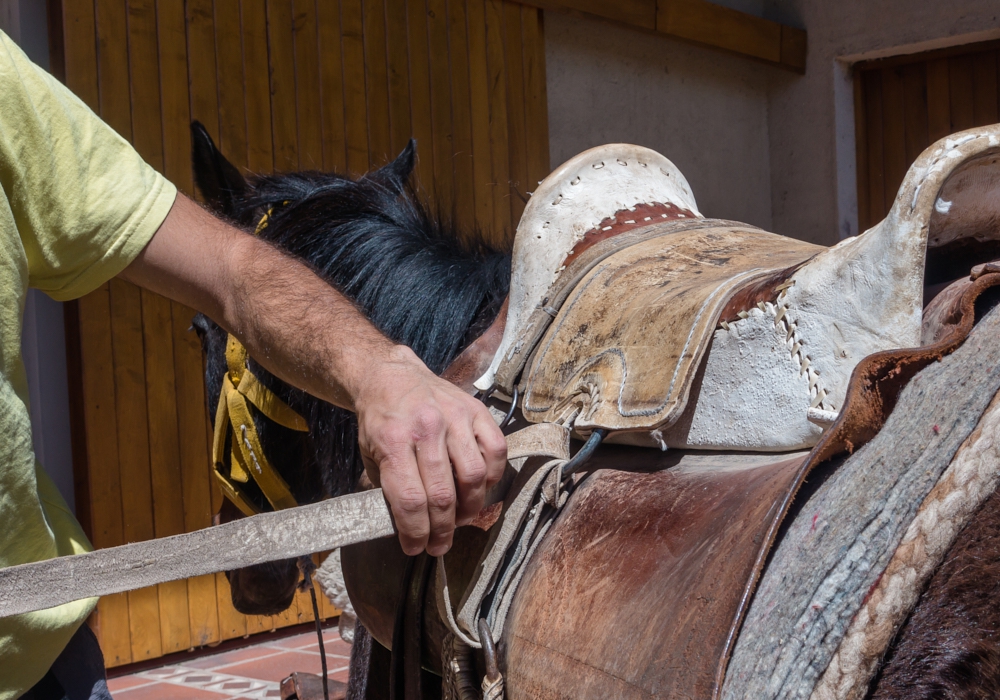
[226,388,299,511]
[236,371,309,432]
[212,469,260,518]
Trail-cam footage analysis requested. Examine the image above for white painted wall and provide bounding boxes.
[545,12,774,230]
[0,0,76,512]
[544,1,1000,246]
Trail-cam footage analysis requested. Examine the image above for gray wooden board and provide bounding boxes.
[722,302,1000,699]
[0,489,395,618]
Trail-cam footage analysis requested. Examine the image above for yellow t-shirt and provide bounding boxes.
[0,31,176,697]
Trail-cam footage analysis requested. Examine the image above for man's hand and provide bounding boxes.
[122,194,508,556]
[354,346,507,556]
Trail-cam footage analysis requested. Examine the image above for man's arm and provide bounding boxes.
[120,193,507,556]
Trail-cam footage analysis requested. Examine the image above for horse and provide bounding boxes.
[190,121,1000,700]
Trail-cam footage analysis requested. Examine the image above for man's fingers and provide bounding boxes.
[413,410,457,556]
[449,418,489,527]
[473,407,508,487]
[377,448,429,556]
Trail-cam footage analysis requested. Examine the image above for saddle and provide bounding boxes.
[343,126,1000,700]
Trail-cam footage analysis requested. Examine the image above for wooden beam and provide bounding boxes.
[510,0,806,73]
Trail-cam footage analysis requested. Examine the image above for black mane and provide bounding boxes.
[193,130,510,508]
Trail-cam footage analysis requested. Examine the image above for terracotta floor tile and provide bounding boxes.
[216,650,325,681]
[107,675,154,692]
[116,682,229,700]
[181,644,287,670]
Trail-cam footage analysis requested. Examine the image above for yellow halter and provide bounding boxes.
[211,207,309,516]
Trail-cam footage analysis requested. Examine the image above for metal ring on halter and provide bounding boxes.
[498,387,519,429]
[475,385,497,404]
[563,428,608,476]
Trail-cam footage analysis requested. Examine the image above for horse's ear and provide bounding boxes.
[191,121,248,219]
[369,139,416,193]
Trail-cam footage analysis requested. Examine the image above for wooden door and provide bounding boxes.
[854,40,1000,231]
[51,0,549,668]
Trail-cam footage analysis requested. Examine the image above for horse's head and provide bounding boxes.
[190,122,510,615]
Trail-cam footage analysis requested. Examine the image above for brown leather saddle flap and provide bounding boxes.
[502,449,809,699]
[518,224,822,431]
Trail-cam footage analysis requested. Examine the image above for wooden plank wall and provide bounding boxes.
[52,0,548,667]
[854,40,1000,232]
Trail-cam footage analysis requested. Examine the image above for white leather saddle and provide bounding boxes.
[477,127,1000,451]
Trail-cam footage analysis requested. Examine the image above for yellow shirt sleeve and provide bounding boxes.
[0,32,176,302]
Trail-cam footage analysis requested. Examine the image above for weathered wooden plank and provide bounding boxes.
[157,0,195,195]
[186,0,221,138]
[853,71,870,233]
[0,490,395,618]
[724,303,1000,698]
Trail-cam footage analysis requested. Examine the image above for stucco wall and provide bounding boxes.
[545,12,774,230]
[545,2,1000,246]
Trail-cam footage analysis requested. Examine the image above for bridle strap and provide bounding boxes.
[212,206,308,516]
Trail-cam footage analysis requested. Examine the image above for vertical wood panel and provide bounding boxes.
[448,0,476,231]
[521,7,548,194]
[466,0,494,234]
[926,58,951,142]
[215,0,249,169]
[862,71,885,230]
[484,0,510,237]
[503,2,528,226]
[972,51,999,125]
[406,0,436,200]
[900,63,928,169]
[880,67,906,210]
[948,54,976,132]
[266,0,299,172]
[385,0,413,158]
[316,0,349,172]
[852,71,870,234]
[342,0,370,174]
[58,0,550,663]
[856,41,1000,234]
[242,0,274,174]
[293,0,323,169]
[427,0,455,221]
[363,0,392,166]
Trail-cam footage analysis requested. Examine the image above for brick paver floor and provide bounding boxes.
[107,627,351,699]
